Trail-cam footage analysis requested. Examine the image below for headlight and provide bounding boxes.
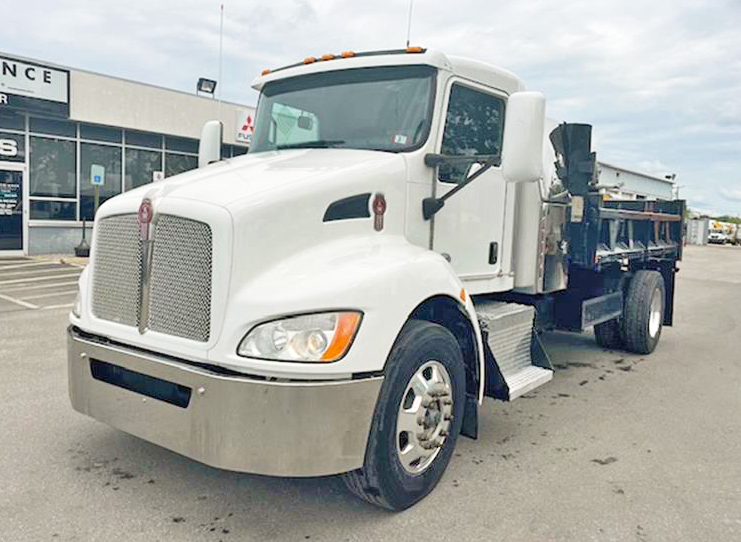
[71,291,81,318]
[237,311,362,362]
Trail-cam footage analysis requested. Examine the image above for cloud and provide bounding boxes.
[720,187,741,202]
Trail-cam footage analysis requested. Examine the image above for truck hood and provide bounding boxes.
[112,148,406,211]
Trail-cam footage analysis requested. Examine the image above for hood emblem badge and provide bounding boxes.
[138,198,154,240]
[372,193,386,232]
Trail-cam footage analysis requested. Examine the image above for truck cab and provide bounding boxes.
[68,48,684,510]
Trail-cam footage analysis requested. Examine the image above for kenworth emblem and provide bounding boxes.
[137,198,155,334]
[138,198,153,240]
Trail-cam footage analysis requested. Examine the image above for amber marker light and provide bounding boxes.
[261,68,271,76]
[321,312,362,361]
[340,51,356,58]
[459,288,467,303]
[320,53,336,61]
[406,46,424,53]
[304,56,316,64]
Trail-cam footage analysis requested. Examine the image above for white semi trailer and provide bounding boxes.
[68,48,684,510]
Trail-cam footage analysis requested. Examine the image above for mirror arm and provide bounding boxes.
[422,154,497,220]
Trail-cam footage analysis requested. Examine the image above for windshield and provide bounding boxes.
[250,65,436,153]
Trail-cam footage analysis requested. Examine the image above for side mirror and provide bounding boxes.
[198,120,223,168]
[501,91,545,183]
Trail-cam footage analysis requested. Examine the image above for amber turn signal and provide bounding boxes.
[321,312,362,361]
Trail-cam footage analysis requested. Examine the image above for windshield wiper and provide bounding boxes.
[275,140,346,150]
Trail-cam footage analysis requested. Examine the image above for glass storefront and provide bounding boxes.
[0,109,248,223]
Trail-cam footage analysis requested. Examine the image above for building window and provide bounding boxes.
[80,123,122,143]
[165,135,198,154]
[165,153,197,177]
[29,117,77,138]
[125,148,162,190]
[125,130,162,149]
[0,110,25,131]
[29,136,77,198]
[30,200,77,220]
[80,143,122,220]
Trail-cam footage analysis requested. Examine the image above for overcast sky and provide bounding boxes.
[2,0,740,215]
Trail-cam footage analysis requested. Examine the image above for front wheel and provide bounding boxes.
[342,320,466,511]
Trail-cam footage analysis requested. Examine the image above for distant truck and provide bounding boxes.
[68,48,685,510]
[709,220,739,245]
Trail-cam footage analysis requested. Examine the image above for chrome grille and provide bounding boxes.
[91,214,141,326]
[147,215,213,342]
[92,212,213,343]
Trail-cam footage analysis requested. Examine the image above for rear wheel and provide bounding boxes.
[342,320,465,511]
[594,317,624,350]
[621,270,665,354]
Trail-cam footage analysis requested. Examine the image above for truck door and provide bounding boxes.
[432,81,510,293]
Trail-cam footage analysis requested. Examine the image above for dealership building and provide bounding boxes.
[0,52,255,255]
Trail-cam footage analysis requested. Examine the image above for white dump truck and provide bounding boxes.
[68,48,684,510]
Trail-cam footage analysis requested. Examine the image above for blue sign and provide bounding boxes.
[90,164,105,186]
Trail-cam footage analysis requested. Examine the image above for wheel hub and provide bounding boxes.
[649,287,663,338]
[396,361,454,474]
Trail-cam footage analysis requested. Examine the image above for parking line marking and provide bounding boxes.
[4,281,80,292]
[22,289,79,300]
[0,261,61,271]
[42,303,74,310]
[0,272,81,285]
[0,293,39,309]
[0,266,71,277]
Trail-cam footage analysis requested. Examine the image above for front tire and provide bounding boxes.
[621,270,665,354]
[342,320,465,511]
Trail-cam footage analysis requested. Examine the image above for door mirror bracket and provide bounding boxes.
[422,153,497,220]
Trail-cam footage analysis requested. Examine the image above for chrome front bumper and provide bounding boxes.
[67,327,383,477]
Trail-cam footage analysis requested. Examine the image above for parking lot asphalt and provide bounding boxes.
[0,256,84,312]
[1,245,740,542]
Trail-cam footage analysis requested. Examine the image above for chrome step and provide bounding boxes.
[475,301,553,400]
[504,365,553,400]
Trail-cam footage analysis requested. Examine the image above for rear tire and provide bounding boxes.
[594,317,624,350]
[342,320,465,511]
[621,270,665,354]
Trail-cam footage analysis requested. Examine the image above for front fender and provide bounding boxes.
[209,234,484,383]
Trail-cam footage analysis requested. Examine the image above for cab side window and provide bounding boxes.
[439,84,505,183]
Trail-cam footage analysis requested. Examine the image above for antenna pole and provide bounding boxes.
[406,0,414,47]
[218,4,224,120]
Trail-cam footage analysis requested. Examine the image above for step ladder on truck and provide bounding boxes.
[67,48,684,511]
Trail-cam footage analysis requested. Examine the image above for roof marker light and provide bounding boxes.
[261,68,271,76]
[340,50,356,58]
[321,53,336,61]
[303,56,316,64]
[406,46,424,53]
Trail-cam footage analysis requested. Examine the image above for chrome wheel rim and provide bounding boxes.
[649,288,663,338]
[396,360,453,475]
